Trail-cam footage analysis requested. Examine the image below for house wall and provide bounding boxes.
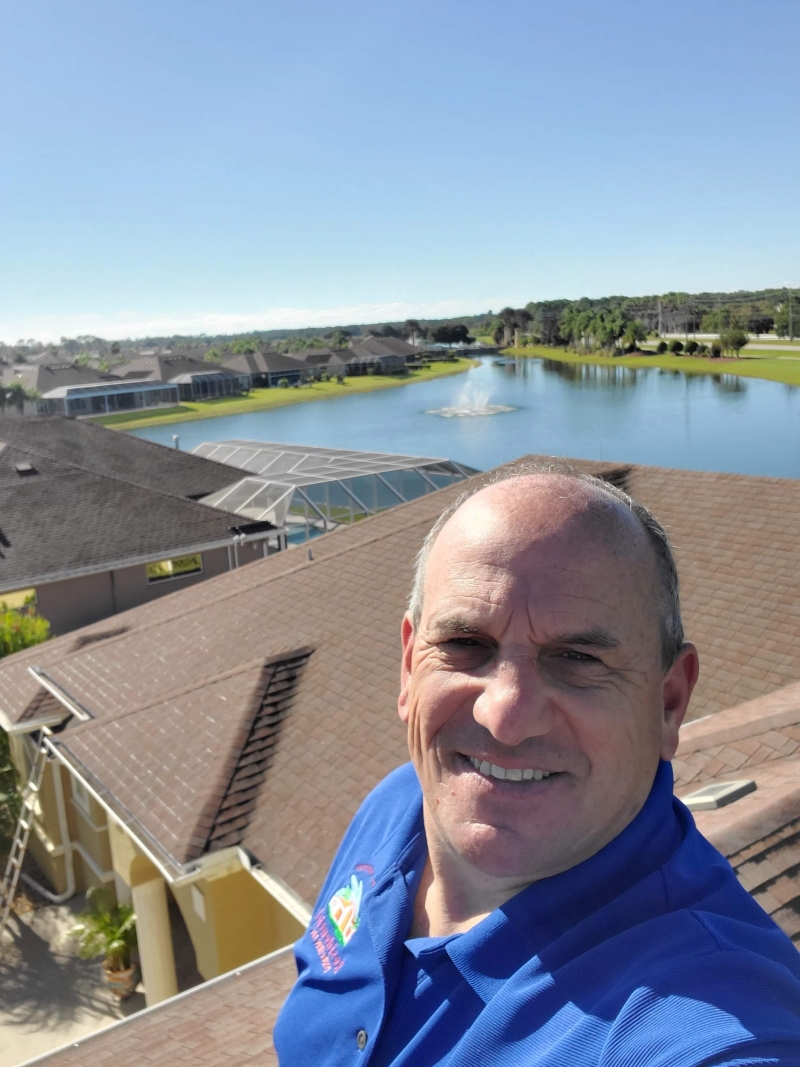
[7,738,114,896]
[29,544,241,635]
[171,868,305,981]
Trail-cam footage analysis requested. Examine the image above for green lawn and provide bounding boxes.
[94,358,476,430]
[503,346,800,387]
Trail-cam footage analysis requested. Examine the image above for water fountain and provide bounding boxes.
[427,382,515,418]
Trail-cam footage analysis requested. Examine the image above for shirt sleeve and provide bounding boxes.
[598,949,800,1067]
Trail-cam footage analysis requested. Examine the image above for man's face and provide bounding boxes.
[398,478,698,884]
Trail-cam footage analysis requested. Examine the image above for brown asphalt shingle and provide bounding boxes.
[25,947,296,1067]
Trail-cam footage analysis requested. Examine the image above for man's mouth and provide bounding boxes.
[466,756,555,782]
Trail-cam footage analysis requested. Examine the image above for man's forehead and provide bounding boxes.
[422,476,656,616]
[431,476,642,564]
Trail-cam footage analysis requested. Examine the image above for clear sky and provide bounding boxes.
[1,0,798,341]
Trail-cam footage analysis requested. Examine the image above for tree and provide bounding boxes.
[719,326,748,357]
[5,381,34,416]
[621,321,647,351]
[431,324,474,345]
[748,313,774,336]
[204,348,224,363]
[403,320,424,346]
[775,295,799,340]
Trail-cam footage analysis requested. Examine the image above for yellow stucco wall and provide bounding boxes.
[172,869,305,981]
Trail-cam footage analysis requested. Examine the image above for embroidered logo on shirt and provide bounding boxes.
[327,875,363,947]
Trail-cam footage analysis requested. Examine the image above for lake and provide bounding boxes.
[131,357,800,478]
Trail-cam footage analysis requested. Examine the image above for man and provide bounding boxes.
[275,465,800,1066]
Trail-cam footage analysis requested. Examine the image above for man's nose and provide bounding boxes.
[471,654,553,747]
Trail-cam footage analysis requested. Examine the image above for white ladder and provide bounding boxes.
[0,731,50,939]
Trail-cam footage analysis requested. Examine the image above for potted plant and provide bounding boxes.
[70,887,139,999]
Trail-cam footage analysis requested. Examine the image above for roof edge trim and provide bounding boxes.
[13,943,296,1067]
[0,532,277,594]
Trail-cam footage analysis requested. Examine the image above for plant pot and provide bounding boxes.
[103,963,140,1000]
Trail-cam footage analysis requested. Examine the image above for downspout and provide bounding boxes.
[20,759,76,904]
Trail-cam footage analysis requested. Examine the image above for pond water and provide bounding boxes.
[131,357,800,478]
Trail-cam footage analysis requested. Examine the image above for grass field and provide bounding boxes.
[504,346,800,387]
[95,358,475,430]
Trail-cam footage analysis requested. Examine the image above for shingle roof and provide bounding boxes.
[0,417,237,500]
[4,456,800,905]
[0,422,243,589]
[24,946,296,1067]
[222,351,306,376]
[1,362,116,392]
[676,684,800,944]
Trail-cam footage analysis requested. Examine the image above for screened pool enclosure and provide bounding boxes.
[194,440,478,544]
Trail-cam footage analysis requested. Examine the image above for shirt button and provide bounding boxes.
[356,1029,368,1051]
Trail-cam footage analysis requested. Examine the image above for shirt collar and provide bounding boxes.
[446,760,684,1004]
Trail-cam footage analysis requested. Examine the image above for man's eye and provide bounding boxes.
[557,650,599,663]
[443,637,483,648]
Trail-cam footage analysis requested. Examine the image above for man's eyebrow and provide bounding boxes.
[426,615,485,635]
[550,628,620,650]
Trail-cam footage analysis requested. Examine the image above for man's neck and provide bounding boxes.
[410,808,535,938]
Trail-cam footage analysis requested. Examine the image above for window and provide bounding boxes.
[145,553,203,584]
[72,776,92,816]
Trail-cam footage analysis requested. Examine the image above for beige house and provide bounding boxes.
[0,417,285,634]
[3,454,800,1044]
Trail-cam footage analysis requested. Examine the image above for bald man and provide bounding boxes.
[275,465,800,1067]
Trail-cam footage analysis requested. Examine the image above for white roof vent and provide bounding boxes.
[682,779,756,811]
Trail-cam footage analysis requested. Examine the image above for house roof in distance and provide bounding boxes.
[222,351,306,376]
[0,418,247,591]
[1,362,116,392]
[5,456,800,910]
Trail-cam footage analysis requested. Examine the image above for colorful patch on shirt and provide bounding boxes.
[327,874,363,947]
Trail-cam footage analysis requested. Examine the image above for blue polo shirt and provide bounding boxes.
[274,761,800,1066]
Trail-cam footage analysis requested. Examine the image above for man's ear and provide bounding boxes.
[660,642,700,761]
[398,613,415,723]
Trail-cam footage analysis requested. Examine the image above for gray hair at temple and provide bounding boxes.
[407,461,685,671]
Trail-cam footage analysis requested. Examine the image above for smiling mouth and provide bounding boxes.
[467,756,556,782]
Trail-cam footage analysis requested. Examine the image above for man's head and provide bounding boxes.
[398,464,699,886]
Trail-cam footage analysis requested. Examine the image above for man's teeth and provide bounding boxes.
[468,757,552,781]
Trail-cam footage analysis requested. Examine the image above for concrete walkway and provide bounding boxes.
[0,897,144,1067]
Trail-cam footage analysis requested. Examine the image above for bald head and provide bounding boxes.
[409,464,684,670]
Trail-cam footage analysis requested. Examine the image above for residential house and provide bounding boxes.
[221,350,308,388]
[4,455,800,1032]
[36,379,179,418]
[0,417,284,634]
[118,355,250,400]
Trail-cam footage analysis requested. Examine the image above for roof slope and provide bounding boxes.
[676,683,800,944]
[0,439,240,589]
[1,363,115,392]
[26,947,296,1067]
[0,417,236,500]
[4,457,800,904]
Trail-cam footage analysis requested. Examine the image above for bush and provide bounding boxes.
[70,887,137,972]
[336,374,344,384]
[277,378,289,388]
[667,340,683,354]
[697,343,708,355]
[710,344,722,358]
[685,341,698,355]
[0,604,49,659]
[656,341,668,354]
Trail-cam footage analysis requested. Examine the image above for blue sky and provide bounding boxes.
[1,0,798,341]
